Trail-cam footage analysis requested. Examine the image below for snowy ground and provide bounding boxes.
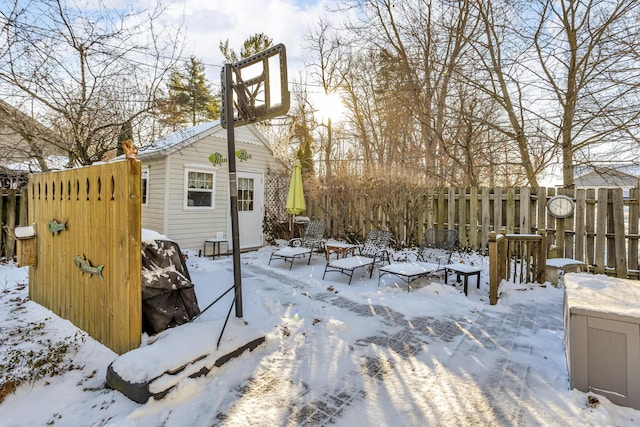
[1,244,639,426]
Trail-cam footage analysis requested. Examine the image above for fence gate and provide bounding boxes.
[28,160,142,354]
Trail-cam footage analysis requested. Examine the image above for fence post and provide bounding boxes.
[489,231,499,305]
[538,230,547,284]
[612,188,627,278]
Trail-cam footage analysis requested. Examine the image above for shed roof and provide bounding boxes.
[137,121,271,160]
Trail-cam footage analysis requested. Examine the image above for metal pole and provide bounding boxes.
[224,63,243,318]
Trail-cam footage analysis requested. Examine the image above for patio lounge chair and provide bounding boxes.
[268,219,326,269]
[322,230,392,285]
[378,228,458,291]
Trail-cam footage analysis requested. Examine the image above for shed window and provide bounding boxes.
[185,169,215,209]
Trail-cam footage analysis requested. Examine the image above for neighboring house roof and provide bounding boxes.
[574,165,639,188]
[137,121,272,160]
[0,99,67,171]
[6,156,70,172]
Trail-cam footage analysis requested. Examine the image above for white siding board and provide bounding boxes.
[141,158,167,234]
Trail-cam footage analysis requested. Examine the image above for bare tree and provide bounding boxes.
[465,0,547,187]
[531,0,640,187]
[305,18,347,179]
[309,1,509,185]
[0,0,183,167]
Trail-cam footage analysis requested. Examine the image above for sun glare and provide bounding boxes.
[314,92,346,123]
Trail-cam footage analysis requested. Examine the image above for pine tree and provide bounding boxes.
[159,56,220,128]
[219,32,273,63]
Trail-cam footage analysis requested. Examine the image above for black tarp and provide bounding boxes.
[141,239,200,335]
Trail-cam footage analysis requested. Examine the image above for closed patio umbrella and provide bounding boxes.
[286,159,306,237]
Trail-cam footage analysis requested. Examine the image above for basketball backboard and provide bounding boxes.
[221,43,290,128]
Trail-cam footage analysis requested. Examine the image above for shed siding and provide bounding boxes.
[154,125,277,252]
[141,160,166,234]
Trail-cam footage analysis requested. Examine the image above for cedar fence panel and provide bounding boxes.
[27,161,142,354]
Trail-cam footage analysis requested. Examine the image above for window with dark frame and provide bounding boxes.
[141,168,149,205]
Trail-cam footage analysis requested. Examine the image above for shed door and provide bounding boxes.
[234,171,264,249]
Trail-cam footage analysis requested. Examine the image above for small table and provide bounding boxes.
[444,264,481,296]
[203,238,227,259]
[325,242,359,262]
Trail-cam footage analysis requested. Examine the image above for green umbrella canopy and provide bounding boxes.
[286,159,306,215]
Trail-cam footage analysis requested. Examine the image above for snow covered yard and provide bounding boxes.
[0,246,639,426]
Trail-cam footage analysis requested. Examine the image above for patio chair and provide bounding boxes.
[322,230,392,285]
[417,228,458,267]
[268,219,326,269]
[378,228,458,291]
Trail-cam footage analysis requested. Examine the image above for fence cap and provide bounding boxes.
[14,225,36,239]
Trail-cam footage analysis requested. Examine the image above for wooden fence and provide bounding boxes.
[0,189,28,260]
[306,185,640,280]
[27,160,142,354]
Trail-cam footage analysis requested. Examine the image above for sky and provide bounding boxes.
[160,0,342,88]
[1,234,639,426]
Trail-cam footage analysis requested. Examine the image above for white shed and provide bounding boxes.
[137,121,280,254]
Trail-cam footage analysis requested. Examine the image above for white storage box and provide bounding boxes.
[564,273,640,409]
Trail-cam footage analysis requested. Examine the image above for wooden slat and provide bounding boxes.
[629,188,639,273]
[458,188,467,248]
[606,189,616,269]
[506,188,515,233]
[575,189,586,262]
[435,188,448,228]
[494,187,503,232]
[469,187,478,248]
[536,187,546,235]
[520,187,530,233]
[594,188,608,274]
[4,191,16,260]
[481,187,490,248]
[612,188,627,278]
[585,188,596,268]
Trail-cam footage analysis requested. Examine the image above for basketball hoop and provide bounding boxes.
[221,43,290,128]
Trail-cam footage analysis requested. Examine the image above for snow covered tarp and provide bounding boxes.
[105,229,266,404]
[141,236,200,335]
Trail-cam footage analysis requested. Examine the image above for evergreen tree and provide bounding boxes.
[219,32,273,63]
[159,56,220,128]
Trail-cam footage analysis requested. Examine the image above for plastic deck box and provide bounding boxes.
[564,273,640,410]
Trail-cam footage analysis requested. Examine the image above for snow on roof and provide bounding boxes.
[136,120,272,160]
[5,156,71,172]
[138,121,221,157]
